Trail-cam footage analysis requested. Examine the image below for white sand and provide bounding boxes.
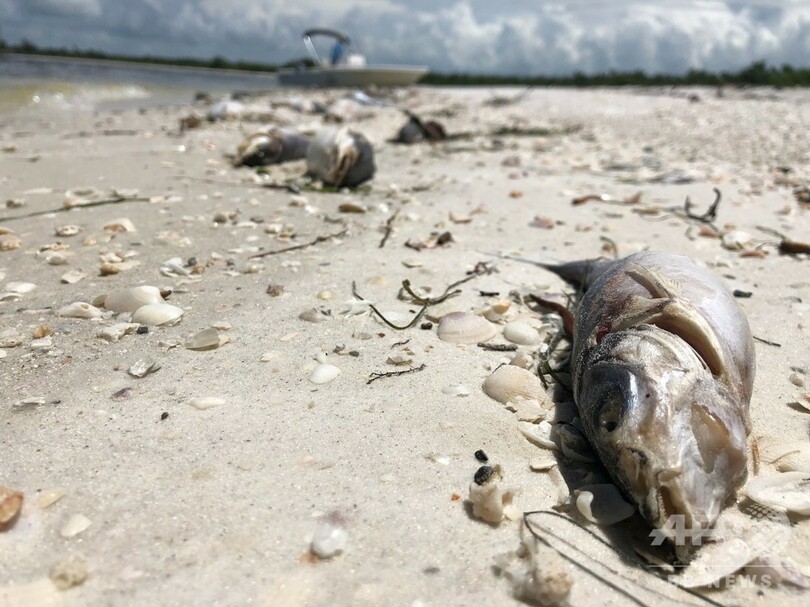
[1,85,809,605]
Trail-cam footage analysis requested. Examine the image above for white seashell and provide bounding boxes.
[6,281,36,294]
[757,437,810,472]
[260,351,281,362]
[131,303,184,326]
[442,384,471,397]
[721,230,754,251]
[103,286,164,313]
[316,290,333,301]
[55,224,82,237]
[505,396,546,423]
[529,458,557,472]
[468,465,513,524]
[60,269,86,284]
[30,336,52,350]
[128,359,161,378]
[299,308,330,323]
[58,302,103,319]
[482,365,546,405]
[188,396,226,410]
[310,522,348,559]
[518,421,557,450]
[0,234,22,251]
[160,257,190,277]
[185,328,221,351]
[60,513,91,538]
[103,217,136,233]
[745,472,810,514]
[50,555,88,590]
[437,311,498,344]
[503,320,541,346]
[309,363,341,384]
[574,484,635,525]
[97,322,139,342]
[509,352,535,370]
[45,252,69,266]
[36,488,67,509]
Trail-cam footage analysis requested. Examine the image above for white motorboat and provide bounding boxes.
[277,29,428,88]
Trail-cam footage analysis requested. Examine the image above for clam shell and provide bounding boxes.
[757,437,810,472]
[104,286,164,313]
[503,320,541,346]
[574,484,635,525]
[58,302,104,319]
[309,363,341,384]
[482,365,545,404]
[131,303,184,326]
[437,311,498,344]
[745,472,810,514]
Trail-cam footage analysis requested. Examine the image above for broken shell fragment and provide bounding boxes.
[574,484,635,525]
[131,303,184,326]
[50,555,88,590]
[60,513,91,538]
[55,224,82,237]
[0,234,22,251]
[60,270,86,284]
[103,218,136,233]
[58,302,104,319]
[103,286,164,313]
[185,328,222,351]
[36,488,67,509]
[468,464,513,524]
[482,365,545,405]
[97,323,139,342]
[745,472,810,515]
[0,486,24,529]
[437,311,498,344]
[309,364,341,384]
[518,421,557,450]
[128,359,161,378]
[310,521,348,559]
[188,396,226,410]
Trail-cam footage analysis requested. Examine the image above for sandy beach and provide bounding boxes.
[1,85,809,606]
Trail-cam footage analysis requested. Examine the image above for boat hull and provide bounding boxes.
[278,65,428,87]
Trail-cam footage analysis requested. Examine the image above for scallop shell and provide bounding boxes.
[574,484,635,525]
[745,472,810,514]
[58,302,104,319]
[103,286,164,313]
[309,364,341,384]
[503,320,541,346]
[482,365,545,404]
[437,311,498,344]
[757,437,810,472]
[131,303,184,326]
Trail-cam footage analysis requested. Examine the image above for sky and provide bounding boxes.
[1,0,809,75]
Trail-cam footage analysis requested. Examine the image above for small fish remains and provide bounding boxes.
[541,251,754,549]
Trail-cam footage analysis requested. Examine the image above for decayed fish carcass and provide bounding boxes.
[542,251,754,549]
[233,128,310,167]
[305,127,375,188]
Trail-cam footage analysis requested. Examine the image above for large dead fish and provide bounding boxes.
[233,128,310,168]
[306,127,375,188]
[540,251,754,546]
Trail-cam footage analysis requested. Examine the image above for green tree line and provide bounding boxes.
[2,36,809,86]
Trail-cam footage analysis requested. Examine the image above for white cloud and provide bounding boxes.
[2,0,810,74]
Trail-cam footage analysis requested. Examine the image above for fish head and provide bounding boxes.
[576,325,748,546]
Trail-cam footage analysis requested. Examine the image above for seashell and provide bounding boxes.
[676,537,751,588]
[188,396,226,410]
[504,396,546,422]
[58,302,103,319]
[503,320,541,346]
[32,324,53,339]
[55,224,82,237]
[97,322,139,342]
[518,421,557,450]
[310,521,348,559]
[509,352,535,370]
[482,365,545,404]
[744,555,810,588]
[103,286,165,313]
[185,328,221,351]
[721,230,754,251]
[529,458,557,472]
[481,299,513,323]
[36,488,67,509]
[0,234,22,251]
[131,303,184,326]
[50,555,88,590]
[745,472,810,514]
[757,436,810,472]
[574,484,635,525]
[468,464,513,524]
[309,363,341,384]
[299,308,330,323]
[30,336,53,350]
[442,384,471,397]
[60,513,91,538]
[45,252,69,266]
[6,281,36,294]
[437,311,498,344]
[0,485,24,528]
[60,269,86,284]
[306,127,376,188]
[103,218,136,233]
[233,128,310,167]
[128,359,161,378]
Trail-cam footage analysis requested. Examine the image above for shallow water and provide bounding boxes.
[0,53,280,113]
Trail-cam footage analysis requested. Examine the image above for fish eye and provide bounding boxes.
[598,391,623,433]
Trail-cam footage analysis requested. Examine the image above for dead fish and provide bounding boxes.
[539,252,754,547]
[233,128,310,167]
[395,113,447,144]
[306,127,375,188]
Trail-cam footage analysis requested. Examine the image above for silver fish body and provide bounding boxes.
[233,128,310,167]
[547,251,754,545]
[306,127,375,188]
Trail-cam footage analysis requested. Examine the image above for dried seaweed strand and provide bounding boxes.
[367,363,427,385]
[753,335,782,347]
[477,342,518,352]
[0,195,151,222]
[378,209,400,248]
[684,187,722,224]
[249,228,348,259]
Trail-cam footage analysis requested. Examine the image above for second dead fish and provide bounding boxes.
[538,251,754,551]
[233,128,310,167]
[306,127,375,188]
